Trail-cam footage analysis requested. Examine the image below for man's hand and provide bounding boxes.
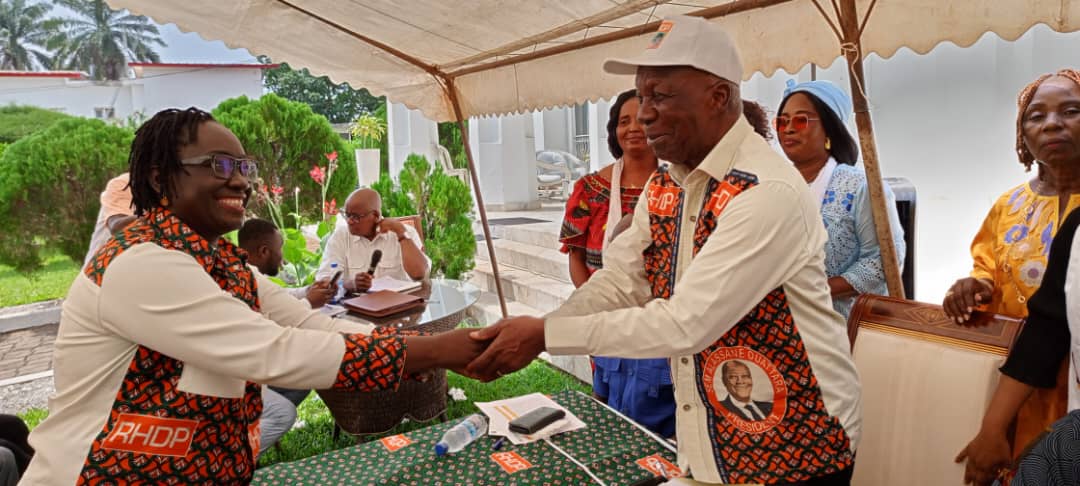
[943,277,994,324]
[305,278,335,308]
[350,272,373,293]
[465,316,546,381]
[955,428,1011,485]
[437,329,493,378]
[377,218,407,238]
[402,328,491,378]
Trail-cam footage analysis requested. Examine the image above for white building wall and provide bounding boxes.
[0,66,266,121]
[542,107,573,153]
[137,66,265,114]
[0,78,129,118]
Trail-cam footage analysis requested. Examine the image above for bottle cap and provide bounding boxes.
[434,442,449,456]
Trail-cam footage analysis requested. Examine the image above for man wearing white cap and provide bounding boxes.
[467,15,861,485]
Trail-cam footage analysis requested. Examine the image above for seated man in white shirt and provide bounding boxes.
[238,218,335,309]
[317,188,429,292]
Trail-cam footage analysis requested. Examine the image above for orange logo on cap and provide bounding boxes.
[492,451,533,474]
[101,413,199,457]
[647,20,674,49]
[379,434,413,452]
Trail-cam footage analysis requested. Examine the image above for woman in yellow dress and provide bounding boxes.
[949,69,1080,483]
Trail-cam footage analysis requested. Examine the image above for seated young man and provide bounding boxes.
[232,218,342,455]
[239,218,343,410]
[238,218,335,308]
[316,188,429,292]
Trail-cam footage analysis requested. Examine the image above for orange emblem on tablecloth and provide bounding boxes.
[379,434,413,452]
[635,454,684,478]
[492,451,533,474]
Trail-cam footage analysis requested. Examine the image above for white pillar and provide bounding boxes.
[592,97,615,169]
[587,101,603,172]
[532,111,545,153]
[386,101,438,180]
[469,114,539,211]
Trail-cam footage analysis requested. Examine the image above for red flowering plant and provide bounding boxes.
[248,153,342,288]
[253,181,288,230]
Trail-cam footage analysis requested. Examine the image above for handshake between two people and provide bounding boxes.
[402,316,547,382]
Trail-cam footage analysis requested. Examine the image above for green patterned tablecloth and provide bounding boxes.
[253,390,680,485]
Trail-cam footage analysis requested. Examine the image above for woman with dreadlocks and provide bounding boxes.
[952,69,1080,485]
[20,108,487,484]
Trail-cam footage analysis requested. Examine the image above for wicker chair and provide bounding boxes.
[316,282,466,439]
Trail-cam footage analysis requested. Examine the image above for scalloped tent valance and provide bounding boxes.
[105,0,1080,123]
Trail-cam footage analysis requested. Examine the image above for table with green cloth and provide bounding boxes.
[253,390,682,485]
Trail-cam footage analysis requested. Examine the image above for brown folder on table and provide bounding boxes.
[342,290,425,317]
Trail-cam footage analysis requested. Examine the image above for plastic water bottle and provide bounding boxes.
[329,263,346,304]
[434,413,488,456]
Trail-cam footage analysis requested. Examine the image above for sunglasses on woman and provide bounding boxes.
[773,114,820,132]
[179,154,259,180]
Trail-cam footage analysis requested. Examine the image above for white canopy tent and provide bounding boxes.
[107,0,1080,315]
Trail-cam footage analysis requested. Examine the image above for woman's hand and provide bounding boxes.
[955,428,1011,485]
[943,277,993,324]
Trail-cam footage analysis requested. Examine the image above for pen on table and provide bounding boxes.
[491,437,506,450]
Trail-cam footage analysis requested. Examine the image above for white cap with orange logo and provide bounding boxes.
[603,15,743,84]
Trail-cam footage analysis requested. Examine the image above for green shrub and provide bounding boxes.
[0,118,133,272]
[0,105,73,143]
[212,94,357,224]
[372,154,475,279]
[372,173,416,218]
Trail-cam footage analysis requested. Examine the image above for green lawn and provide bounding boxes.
[17,359,591,468]
[0,254,80,307]
[257,360,590,467]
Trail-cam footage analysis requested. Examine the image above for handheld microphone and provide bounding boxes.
[367,249,382,276]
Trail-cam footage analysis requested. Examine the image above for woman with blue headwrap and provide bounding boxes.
[775,79,906,318]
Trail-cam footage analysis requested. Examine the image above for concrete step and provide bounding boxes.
[469,260,573,314]
[476,238,571,284]
[481,222,563,252]
[466,291,592,385]
[0,299,62,333]
[466,291,544,326]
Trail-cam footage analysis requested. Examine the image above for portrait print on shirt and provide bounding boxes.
[701,347,788,434]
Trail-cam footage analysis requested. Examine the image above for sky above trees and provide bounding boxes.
[44,0,254,64]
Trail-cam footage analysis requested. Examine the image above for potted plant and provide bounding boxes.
[350,113,386,187]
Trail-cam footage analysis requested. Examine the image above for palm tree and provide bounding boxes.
[52,0,165,80]
[0,0,64,70]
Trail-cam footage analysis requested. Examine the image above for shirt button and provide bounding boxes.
[682,404,691,411]
[689,215,697,222]
[680,357,689,364]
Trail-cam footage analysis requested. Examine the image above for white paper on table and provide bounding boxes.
[369,276,422,293]
[320,304,348,317]
[475,392,586,445]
